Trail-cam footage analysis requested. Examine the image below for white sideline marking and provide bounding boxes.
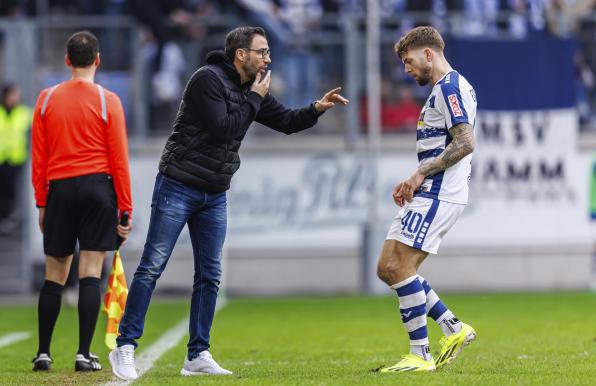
[0,332,31,348]
[104,300,226,385]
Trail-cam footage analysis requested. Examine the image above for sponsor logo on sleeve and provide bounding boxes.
[447,94,463,117]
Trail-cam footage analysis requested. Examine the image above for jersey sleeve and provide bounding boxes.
[436,75,476,129]
[31,89,49,207]
[105,92,133,218]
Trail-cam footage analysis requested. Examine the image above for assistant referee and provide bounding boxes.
[31,31,132,372]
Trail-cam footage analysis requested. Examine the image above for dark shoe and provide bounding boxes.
[75,353,102,371]
[32,353,52,371]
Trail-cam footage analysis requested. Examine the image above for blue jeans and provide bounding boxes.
[117,173,227,360]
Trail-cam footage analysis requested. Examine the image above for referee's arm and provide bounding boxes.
[105,92,133,219]
[31,89,49,209]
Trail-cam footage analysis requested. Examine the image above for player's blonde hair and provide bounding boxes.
[394,26,445,59]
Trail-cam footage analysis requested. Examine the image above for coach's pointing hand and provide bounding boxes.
[314,87,350,112]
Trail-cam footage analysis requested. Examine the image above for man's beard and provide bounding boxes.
[242,60,259,81]
[416,64,432,86]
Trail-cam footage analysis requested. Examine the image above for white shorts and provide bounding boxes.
[386,196,465,254]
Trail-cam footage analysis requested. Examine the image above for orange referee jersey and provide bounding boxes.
[31,79,132,216]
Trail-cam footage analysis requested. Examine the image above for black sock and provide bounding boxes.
[37,280,63,357]
[77,277,101,358]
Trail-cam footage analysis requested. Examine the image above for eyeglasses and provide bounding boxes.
[244,48,271,59]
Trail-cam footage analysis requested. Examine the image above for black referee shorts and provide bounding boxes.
[44,173,118,257]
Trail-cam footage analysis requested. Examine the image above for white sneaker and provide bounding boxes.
[109,344,138,380]
[180,351,232,376]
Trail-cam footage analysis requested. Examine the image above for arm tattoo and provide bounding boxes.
[418,123,475,177]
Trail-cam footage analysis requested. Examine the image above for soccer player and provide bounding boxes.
[109,26,348,381]
[377,26,477,372]
[31,31,132,372]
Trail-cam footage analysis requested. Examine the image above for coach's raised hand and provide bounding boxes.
[251,70,271,97]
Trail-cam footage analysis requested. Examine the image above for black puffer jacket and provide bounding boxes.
[158,51,323,193]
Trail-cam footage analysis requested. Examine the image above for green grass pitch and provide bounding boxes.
[0,292,595,385]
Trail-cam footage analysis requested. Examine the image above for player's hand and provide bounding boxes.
[251,70,271,98]
[400,171,425,203]
[117,218,132,245]
[314,87,350,112]
[392,182,405,207]
[38,207,45,233]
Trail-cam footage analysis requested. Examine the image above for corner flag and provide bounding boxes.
[103,212,129,349]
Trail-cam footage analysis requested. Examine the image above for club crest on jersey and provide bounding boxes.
[447,94,463,117]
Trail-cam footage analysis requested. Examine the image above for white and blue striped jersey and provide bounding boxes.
[415,70,476,205]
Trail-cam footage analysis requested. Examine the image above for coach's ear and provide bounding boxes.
[65,54,71,67]
[236,48,248,63]
[94,53,101,68]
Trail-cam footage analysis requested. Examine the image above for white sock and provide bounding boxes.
[410,344,432,361]
[437,310,462,336]
[391,276,430,351]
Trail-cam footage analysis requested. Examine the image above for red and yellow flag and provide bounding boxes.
[103,250,128,349]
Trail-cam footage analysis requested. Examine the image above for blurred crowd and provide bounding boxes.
[2,0,594,39]
[0,0,595,133]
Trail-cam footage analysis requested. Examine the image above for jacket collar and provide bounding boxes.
[206,50,251,88]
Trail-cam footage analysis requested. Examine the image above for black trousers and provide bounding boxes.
[0,164,22,220]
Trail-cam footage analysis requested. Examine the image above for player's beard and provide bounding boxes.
[415,63,433,86]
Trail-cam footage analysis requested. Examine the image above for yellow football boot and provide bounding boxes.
[435,322,476,369]
[380,353,436,373]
